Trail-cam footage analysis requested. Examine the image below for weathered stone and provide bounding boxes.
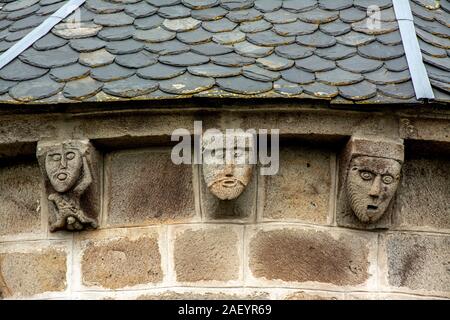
[81,232,162,289]
[284,291,343,300]
[381,233,450,294]
[173,226,241,283]
[394,156,450,230]
[263,146,332,224]
[105,149,196,226]
[249,227,372,286]
[52,22,102,39]
[138,290,269,300]
[79,49,115,68]
[0,161,41,237]
[0,248,67,298]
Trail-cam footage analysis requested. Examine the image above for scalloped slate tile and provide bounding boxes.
[52,22,103,39]
[5,28,32,42]
[2,0,40,12]
[211,53,255,66]
[134,27,176,42]
[282,0,317,13]
[158,5,191,19]
[264,9,298,23]
[234,41,273,58]
[364,68,411,84]
[134,15,164,30]
[19,46,78,68]
[49,64,90,82]
[79,49,115,67]
[160,74,214,94]
[303,82,339,98]
[145,39,190,55]
[424,65,450,82]
[85,0,124,14]
[115,51,158,68]
[340,7,366,23]
[0,79,17,95]
[125,2,158,18]
[337,55,383,73]
[191,7,228,20]
[358,42,404,60]
[217,76,272,94]
[106,39,144,54]
[273,79,302,96]
[0,60,48,81]
[418,39,448,57]
[182,0,220,10]
[243,65,280,82]
[352,19,398,35]
[176,28,212,43]
[90,64,135,82]
[296,55,335,72]
[275,44,314,59]
[379,82,416,99]
[385,56,409,72]
[254,0,282,13]
[70,38,107,52]
[319,20,352,36]
[147,0,180,7]
[94,12,135,27]
[9,75,63,102]
[202,18,237,33]
[163,17,202,32]
[248,30,295,46]
[422,54,450,71]
[212,30,246,44]
[239,20,272,33]
[273,21,318,36]
[137,63,186,80]
[297,30,336,48]
[9,15,46,32]
[430,79,450,93]
[354,0,392,10]
[63,77,103,100]
[315,44,356,60]
[159,52,210,66]
[377,31,402,45]
[298,8,339,24]
[281,68,315,84]
[220,0,254,11]
[319,0,352,11]
[33,33,68,51]
[336,31,375,47]
[103,75,158,97]
[191,42,234,56]
[98,26,135,41]
[316,68,363,85]
[256,54,294,71]
[416,28,450,49]
[188,64,241,77]
[338,81,377,100]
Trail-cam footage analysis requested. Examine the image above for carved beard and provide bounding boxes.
[208,179,246,200]
[346,180,388,223]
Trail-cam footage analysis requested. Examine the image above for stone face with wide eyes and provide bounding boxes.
[346,156,402,223]
[45,146,82,193]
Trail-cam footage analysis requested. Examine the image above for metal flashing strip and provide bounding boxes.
[392,0,435,100]
[0,0,86,70]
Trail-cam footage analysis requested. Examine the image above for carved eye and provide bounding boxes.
[234,149,243,157]
[382,175,394,184]
[360,171,373,180]
[66,152,76,160]
[52,154,61,161]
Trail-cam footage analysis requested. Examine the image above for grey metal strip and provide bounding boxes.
[392,0,435,100]
[0,0,86,70]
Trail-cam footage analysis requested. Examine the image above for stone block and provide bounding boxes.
[380,233,450,296]
[394,156,450,231]
[138,290,269,300]
[105,148,196,226]
[80,228,163,289]
[283,290,343,300]
[0,160,42,237]
[248,226,375,287]
[0,246,67,298]
[262,145,332,224]
[172,225,242,284]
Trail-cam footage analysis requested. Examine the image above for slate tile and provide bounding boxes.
[318,0,352,11]
[319,20,351,36]
[33,33,68,51]
[296,55,335,72]
[316,68,364,86]
[0,79,17,95]
[182,0,220,10]
[364,68,411,84]
[239,19,272,33]
[94,12,135,27]
[216,76,272,94]
[159,74,214,94]
[378,7,397,22]
[430,79,450,93]
[273,79,302,96]
[358,42,405,60]
[134,27,176,42]
[20,46,79,68]
[188,64,241,77]
[298,8,339,24]
[434,10,450,28]
[52,22,103,39]
[338,80,377,100]
[234,41,273,58]
[0,20,13,32]
[145,39,190,55]
[163,17,202,32]
[97,26,137,41]
[354,0,392,10]
[90,64,135,82]
[273,20,318,36]
[385,56,409,72]
[125,2,158,18]
[134,15,164,29]
[297,30,336,48]
[336,31,375,47]
[418,39,448,57]
[2,0,40,12]
[352,19,398,35]
[49,64,90,82]
[220,0,254,11]
[281,68,315,84]
[425,64,450,83]
[79,49,115,67]
[6,4,39,21]
[85,0,124,13]
[378,82,416,99]
[191,42,234,56]
[416,28,450,49]
[191,7,228,20]
[64,7,96,23]
[106,39,144,54]
[377,31,402,45]
[423,54,450,71]
[254,0,282,13]
[5,28,33,42]
[63,77,103,100]
[137,63,186,80]
[410,2,436,21]
[243,65,280,82]
[315,44,356,60]
[103,75,158,97]
[337,55,383,73]
[115,51,158,69]
[247,30,295,46]
[275,44,313,60]
[256,54,294,71]
[9,75,63,102]
[440,0,450,13]
[0,60,48,81]
[176,28,212,43]
[212,29,245,44]
[159,52,210,66]
[210,53,255,66]
[158,5,191,19]
[202,18,237,33]
[302,82,339,98]
[227,8,263,22]
[147,0,181,7]
[70,38,107,52]
[339,7,366,23]
[264,10,298,24]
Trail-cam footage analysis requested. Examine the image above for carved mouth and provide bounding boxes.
[57,172,68,181]
[221,179,237,188]
[367,205,378,211]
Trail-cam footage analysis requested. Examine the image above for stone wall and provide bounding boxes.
[0,141,449,300]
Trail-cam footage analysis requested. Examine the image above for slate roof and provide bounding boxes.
[0,0,448,105]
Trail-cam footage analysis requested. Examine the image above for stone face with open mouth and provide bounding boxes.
[45,147,82,193]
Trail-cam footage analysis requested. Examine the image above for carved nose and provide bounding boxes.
[369,175,382,198]
[60,156,67,168]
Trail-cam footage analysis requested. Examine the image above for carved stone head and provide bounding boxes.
[44,143,84,193]
[342,137,404,224]
[202,131,254,200]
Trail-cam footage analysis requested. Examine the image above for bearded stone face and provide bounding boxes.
[45,144,83,193]
[346,156,401,223]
